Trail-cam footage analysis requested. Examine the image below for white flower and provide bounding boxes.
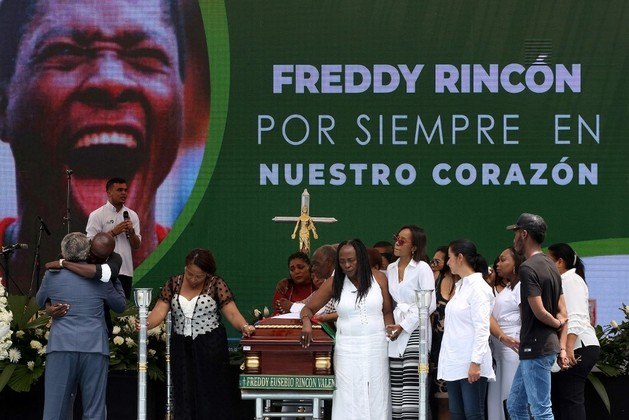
[8,348,21,363]
[112,326,121,335]
[127,316,136,328]
[0,325,9,339]
[263,306,270,317]
[15,331,24,339]
[610,320,619,329]
[27,361,35,371]
[0,337,11,351]
[113,336,124,346]
[125,337,135,347]
[30,340,43,350]
[148,349,156,357]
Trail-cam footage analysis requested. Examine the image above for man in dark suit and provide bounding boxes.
[37,232,126,420]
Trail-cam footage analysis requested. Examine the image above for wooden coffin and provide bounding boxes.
[240,317,334,375]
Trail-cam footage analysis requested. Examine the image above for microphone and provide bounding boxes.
[1,243,29,254]
[37,216,51,236]
[123,211,130,239]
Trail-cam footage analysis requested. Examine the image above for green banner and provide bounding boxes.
[1,0,626,332]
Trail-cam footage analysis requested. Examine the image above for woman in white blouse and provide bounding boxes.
[437,239,495,420]
[488,246,524,420]
[386,225,436,419]
[548,243,600,420]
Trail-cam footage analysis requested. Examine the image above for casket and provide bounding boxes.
[240,317,334,375]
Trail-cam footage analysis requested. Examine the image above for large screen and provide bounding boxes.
[1,0,627,333]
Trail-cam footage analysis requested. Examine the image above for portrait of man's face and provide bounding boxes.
[2,0,183,216]
[0,0,210,293]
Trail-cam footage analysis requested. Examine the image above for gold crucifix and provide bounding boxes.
[272,189,337,255]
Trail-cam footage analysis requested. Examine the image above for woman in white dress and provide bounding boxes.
[488,246,524,420]
[300,239,394,420]
[437,239,495,419]
[386,225,436,419]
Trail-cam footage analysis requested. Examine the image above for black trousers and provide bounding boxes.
[104,277,130,336]
[551,344,600,420]
[117,275,133,299]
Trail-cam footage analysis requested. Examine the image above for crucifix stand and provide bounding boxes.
[272,189,337,255]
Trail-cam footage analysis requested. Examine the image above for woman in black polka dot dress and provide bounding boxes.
[145,248,255,419]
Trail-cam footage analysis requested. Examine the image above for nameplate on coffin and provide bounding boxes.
[240,317,334,375]
[239,374,335,390]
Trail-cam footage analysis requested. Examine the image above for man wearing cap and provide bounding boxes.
[505,213,568,420]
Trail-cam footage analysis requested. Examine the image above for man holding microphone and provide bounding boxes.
[86,178,141,298]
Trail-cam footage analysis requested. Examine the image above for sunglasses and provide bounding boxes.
[393,234,409,246]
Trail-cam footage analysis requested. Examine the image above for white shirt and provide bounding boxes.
[561,268,599,349]
[438,272,495,381]
[386,258,436,358]
[491,282,521,338]
[86,202,141,277]
[177,295,199,337]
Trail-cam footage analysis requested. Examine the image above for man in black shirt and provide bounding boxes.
[505,213,567,420]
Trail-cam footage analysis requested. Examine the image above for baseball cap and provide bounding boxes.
[506,213,547,236]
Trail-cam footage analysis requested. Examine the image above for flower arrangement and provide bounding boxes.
[107,301,166,382]
[0,290,50,393]
[0,283,12,360]
[249,305,270,324]
[596,303,629,376]
[0,289,168,393]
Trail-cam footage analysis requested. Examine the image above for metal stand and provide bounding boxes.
[134,288,152,420]
[241,390,332,420]
[415,289,434,420]
[64,169,73,233]
[1,250,24,295]
[164,310,173,419]
[28,219,46,296]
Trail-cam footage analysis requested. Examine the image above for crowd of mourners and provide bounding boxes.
[51,212,593,419]
[272,212,599,420]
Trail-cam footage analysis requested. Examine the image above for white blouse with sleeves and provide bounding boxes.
[386,258,436,358]
[562,268,599,349]
[438,272,496,381]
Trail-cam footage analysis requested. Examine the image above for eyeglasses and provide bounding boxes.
[393,234,409,246]
[184,267,208,281]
